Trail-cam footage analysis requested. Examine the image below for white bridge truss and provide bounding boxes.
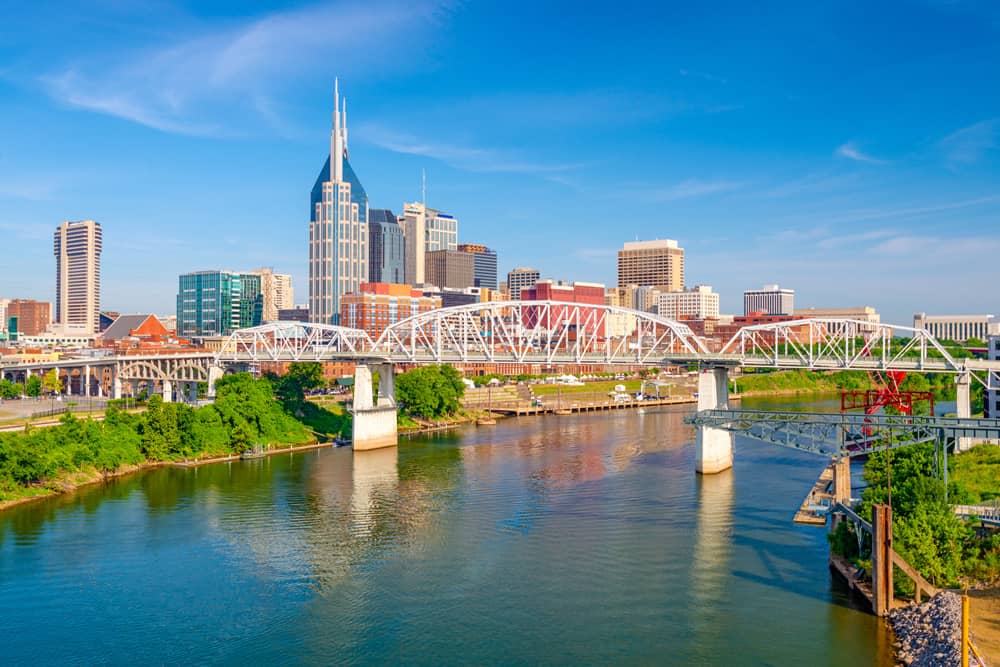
[374,301,708,365]
[217,322,377,363]
[217,301,706,366]
[708,318,997,387]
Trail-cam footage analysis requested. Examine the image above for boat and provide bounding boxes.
[240,443,266,459]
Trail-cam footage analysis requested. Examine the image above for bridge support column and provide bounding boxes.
[351,364,397,451]
[162,380,173,403]
[84,366,90,398]
[188,382,199,404]
[872,504,894,617]
[695,367,734,474]
[956,371,973,452]
[207,365,223,398]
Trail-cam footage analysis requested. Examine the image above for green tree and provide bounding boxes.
[0,379,22,399]
[24,375,41,397]
[41,370,62,396]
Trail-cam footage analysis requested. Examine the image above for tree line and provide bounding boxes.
[0,373,313,502]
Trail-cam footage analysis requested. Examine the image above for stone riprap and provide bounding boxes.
[889,592,983,666]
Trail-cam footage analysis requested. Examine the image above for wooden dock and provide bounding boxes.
[487,395,700,417]
[794,461,836,525]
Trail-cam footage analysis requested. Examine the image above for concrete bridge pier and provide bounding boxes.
[162,380,173,403]
[351,363,398,451]
[113,376,122,400]
[695,366,734,474]
[955,371,974,452]
[207,365,224,398]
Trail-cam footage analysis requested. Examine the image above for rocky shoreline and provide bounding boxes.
[889,592,984,666]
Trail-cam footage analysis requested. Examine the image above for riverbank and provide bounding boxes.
[0,437,331,513]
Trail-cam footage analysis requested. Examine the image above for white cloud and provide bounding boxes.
[40,0,450,136]
[358,123,585,175]
[939,119,998,166]
[835,141,886,164]
[633,179,744,202]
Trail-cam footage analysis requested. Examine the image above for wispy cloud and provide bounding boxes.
[762,171,862,199]
[358,123,585,174]
[939,119,998,166]
[868,234,1000,257]
[40,0,450,136]
[811,195,1000,226]
[0,220,54,241]
[573,248,617,262]
[835,141,886,164]
[0,180,53,201]
[679,68,728,84]
[631,179,744,202]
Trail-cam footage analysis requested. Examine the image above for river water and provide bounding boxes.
[0,399,894,665]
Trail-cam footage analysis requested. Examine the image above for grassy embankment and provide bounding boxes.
[951,444,1000,503]
[0,373,349,508]
[530,379,643,397]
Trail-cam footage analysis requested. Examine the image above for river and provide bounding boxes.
[0,398,894,665]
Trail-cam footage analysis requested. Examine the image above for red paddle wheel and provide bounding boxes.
[841,370,934,417]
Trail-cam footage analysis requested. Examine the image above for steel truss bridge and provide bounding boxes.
[686,409,1000,458]
[214,302,1000,389]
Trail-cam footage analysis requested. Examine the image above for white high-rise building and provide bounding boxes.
[54,220,102,334]
[743,284,794,316]
[309,80,368,324]
[658,285,720,319]
[252,268,294,321]
[401,201,459,285]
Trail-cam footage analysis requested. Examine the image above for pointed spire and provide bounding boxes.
[342,97,348,152]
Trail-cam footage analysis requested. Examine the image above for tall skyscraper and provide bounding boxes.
[252,268,294,321]
[176,270,262,337]
[617,239,684,292]
[507,267,540,300]
[368,209,405,284]
[401,201,458,285]
[309,80,368,324]
[457,243,498,290]
[743,284,794,316]
[54,220,102,333]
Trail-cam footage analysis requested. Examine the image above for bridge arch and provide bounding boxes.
[373,300,708,365]
[717,318,962,372]
[216,321,375,363]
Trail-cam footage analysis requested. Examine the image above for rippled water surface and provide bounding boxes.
[0,404,894,665]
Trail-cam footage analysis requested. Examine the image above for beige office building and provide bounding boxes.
[658,285,720,319]
[253,268,295,321]
[913,313,999,342]
[401,202,459,285]
[54,219,102,334]
[507,267,540,300]
[795,306,880,324]
[617,239,684,292]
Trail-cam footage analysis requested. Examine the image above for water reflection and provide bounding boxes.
[690,468,735,659]
[0,405,894,666]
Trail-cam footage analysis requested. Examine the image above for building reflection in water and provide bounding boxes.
[690,467,735,655]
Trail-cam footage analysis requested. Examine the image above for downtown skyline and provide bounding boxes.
[1,1,999,325]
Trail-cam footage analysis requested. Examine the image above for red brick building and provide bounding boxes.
[341,283,441,339]
[521,280,606,337]
[7,299,51,335]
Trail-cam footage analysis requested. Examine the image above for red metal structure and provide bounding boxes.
[840,370,934,416]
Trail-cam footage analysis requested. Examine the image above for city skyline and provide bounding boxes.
[1,1,999,325]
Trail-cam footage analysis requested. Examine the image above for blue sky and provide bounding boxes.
[1,0,998,325]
